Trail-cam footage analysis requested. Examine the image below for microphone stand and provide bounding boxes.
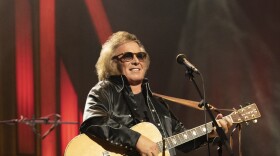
[184,69,234,156]
[0,114,79,139]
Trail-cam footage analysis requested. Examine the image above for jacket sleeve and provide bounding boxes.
[79,85,141,150]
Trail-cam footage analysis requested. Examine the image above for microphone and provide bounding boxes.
[176,54,200,74]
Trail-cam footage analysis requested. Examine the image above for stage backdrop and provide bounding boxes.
[0,0,279,156]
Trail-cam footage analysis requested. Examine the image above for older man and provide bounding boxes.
[80,31,232,156]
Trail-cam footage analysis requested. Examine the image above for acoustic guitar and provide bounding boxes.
[65,103,261,156]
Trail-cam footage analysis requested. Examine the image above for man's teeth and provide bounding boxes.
[130,68,140,71]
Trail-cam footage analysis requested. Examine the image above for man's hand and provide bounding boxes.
[136,135,159,156]
[209,114,233,138]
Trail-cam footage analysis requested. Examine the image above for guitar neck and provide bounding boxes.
[157,122,213,151]
[156,102,261,152]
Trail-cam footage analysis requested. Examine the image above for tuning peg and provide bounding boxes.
[252,119,258,123]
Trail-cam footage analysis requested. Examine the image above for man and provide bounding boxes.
[80,31,232,156]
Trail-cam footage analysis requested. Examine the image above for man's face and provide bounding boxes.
[114,41,148,85]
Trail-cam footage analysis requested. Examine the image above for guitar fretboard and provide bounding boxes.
[155,103,261,152]
[157,122,213,152]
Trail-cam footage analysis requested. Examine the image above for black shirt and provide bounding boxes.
[134,92,154,123]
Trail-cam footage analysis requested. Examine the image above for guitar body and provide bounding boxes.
[64,122,170,156]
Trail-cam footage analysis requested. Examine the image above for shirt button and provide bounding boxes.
[157,123,161,126]
[152,109,155,112]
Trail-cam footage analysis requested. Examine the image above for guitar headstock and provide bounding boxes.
[230,103,261,124]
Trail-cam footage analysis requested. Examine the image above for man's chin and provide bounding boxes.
[127,78,143,85]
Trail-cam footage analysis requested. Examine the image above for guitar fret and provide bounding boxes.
[175,133,183,145]
[182,131,189,142]
[157,139,168,152]
[165,137,172,150]
[170,135,179,148]
[197,125,204,136]
[168,136,175,148]
[187,130,194,140]
[157,142,163,152]
[191,128,198,139]
[177,133,185,144]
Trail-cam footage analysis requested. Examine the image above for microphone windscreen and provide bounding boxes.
[176,54,186,64]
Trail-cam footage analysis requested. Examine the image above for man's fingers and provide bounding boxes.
[216,113,223,119]
[219,119,229,133]
[215,114,233,134]
[224,116,233,127]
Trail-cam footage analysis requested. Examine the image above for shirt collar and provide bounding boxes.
[107,75,150,93]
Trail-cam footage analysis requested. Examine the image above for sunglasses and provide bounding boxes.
[112,52,147,62]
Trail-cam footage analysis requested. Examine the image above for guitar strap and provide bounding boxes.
[152,92,217,110]
[238,124,243,156]
[230,123,243,156]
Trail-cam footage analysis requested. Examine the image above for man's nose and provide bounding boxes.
[131,55,140,64]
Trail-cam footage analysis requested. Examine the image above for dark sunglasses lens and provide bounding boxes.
[136,52,146,60]
[120,52,134,61]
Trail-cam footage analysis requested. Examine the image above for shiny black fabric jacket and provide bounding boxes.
[80,75,206,155]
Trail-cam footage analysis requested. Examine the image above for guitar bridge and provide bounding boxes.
[102,151,110,156]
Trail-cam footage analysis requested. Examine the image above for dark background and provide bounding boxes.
[1,0,279,155]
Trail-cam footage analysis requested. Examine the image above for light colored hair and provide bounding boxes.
[95,31,150,81]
